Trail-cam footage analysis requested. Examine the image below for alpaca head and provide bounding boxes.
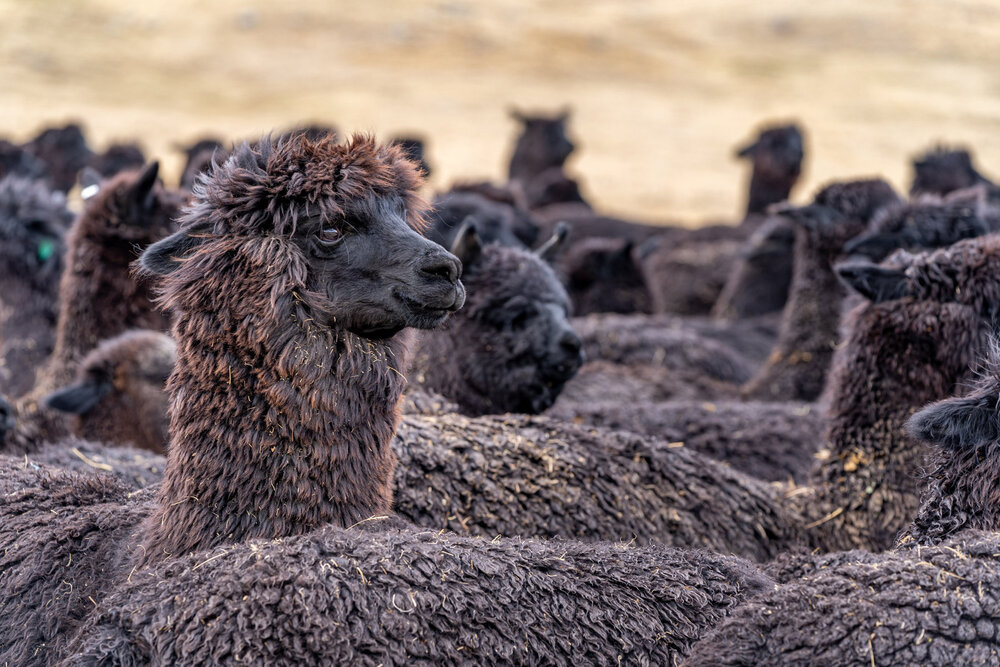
[141,133,464,339]
[24,123,94,193]
[911,146,990,196]
[390,136,432,177]
[843,189,995,262]
[562,236,651,315]
[0,140,48,182]
[43,330,176,453]
[77,161,184,247]
[736,124,804,183]
[439,222,583,414]
[508,108,575,177]
[88,142,146,179]
[178,138,228,191]
[837,235,1000,326]
[428,186,540,250]
[0,176,72,290]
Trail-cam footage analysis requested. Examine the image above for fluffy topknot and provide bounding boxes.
[188,133,429,236]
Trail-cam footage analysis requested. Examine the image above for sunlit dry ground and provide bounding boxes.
[2,0,999,223]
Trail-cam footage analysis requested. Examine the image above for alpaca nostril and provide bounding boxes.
[421,256,459,284]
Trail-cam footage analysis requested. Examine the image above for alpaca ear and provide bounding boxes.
[139,220,213,276]
[79,167,103,199]
[129,161,160,213]
[907,394,1000,449]
[534,221,568,261]
[44,376,113,415]
[556,106,572,123]
[836,262,911,303]
[450,219,482,268]
[735,138,759,159]
[508,107,528,124]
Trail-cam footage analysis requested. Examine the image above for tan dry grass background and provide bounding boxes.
[2,0,1000,224]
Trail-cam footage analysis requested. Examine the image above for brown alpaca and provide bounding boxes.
[0,163,184,454]
[43,330,175,453]
[136,133,463,566]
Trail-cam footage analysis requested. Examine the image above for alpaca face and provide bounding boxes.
[911,148,985,195]
[458,243,584,413]
[737,125,803,181]
[302,193,465,338]
[512,112,575,171]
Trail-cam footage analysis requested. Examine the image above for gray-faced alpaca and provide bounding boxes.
[735,122,804,218]
[43,330,176,454]
[0,176,73,398]
[410,222,584,415]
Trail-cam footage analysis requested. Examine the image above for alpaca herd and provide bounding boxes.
[2,112,1000,665]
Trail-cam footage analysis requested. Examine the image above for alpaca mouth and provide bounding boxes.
[394,285,465,318]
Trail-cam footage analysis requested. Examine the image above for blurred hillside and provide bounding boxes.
[2,0,999,223]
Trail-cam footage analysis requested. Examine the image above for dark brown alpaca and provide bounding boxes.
[44,330,175,453]
[0,163,183,454]
[507,108,575,183]
[136,133,463,566]
[742,179,901,401]
[22,123,94,193]
[736,122,804,218]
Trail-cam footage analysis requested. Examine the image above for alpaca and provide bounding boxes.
[0,134,771,665]
[556,237,653,315]
[910,145,996,196]
[742,178,902,401]
[0,139,48,181]
[735,123,804,218]
[711,215,796,320]
[87,142,146,178]
[0,163,183,454]
[390,135,432,177]
[844,185,1000,261]
[409,222,584,415]
[44,330,175,453]
[177,137,227,190]
[426,183,540,249]
[22,123,94,193]
[0,176,73,398]
[507,108,575,184]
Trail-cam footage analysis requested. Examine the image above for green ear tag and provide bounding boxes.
[37,239,55,262]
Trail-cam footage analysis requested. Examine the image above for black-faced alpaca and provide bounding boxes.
[22,123,94,193]
[0,135,771,666]
[735,122,804,218]
[799,236,1000,552]
[87,141,146,178]
[0,176,72,398]
[910,145,996,197]
[506,108,575,183]
[844,185,1000,261]
[426,185,540,249]
[897,342,1000,546]
[409,223,584,415]
[0,163,183,454]
[44,330,175,454]
[743,178,902,401]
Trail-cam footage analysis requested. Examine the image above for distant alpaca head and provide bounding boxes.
[843,188,996,262]
[178,138,228,191]
[561,236,651,315]
[910,146,991,196]
[416,222,582,414]
[837,235,1000,326]
[736,123,804,214]
[142,133,464,339]
[0,140,48,181]
[77,161,184,247]
[508,108,575,181]
[427,186,540,250]
[23,123,94,193]
[391,136,432,178]
[87,142,146,178]
[0,176,73,289]
[43,330,176,453]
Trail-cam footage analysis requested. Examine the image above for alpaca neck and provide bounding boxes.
[44,233,167,392]
[745,171,794,217]
[410,322,487,415]
[0,277,57,399]
[742,231,844,401]
[141,308,409,566]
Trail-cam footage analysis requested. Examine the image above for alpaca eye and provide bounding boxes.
[317,227,342,245]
